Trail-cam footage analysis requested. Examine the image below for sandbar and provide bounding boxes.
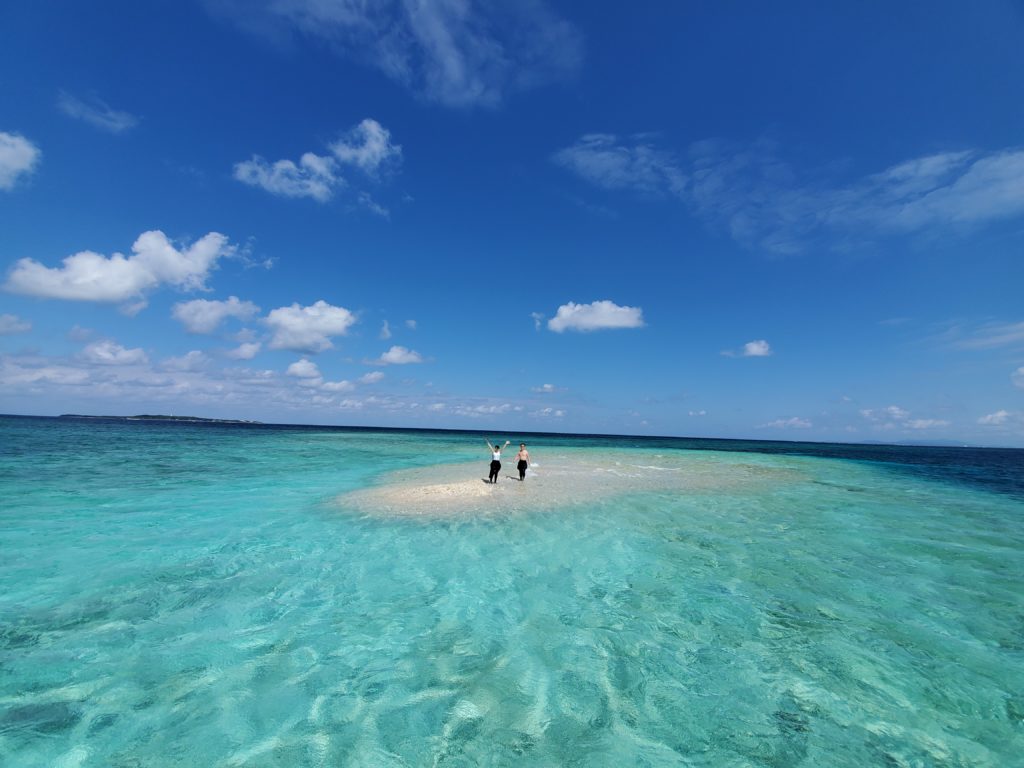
[337,449,799,518]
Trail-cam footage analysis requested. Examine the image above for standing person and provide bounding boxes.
[485,439,509,483]
[515,443,530,481]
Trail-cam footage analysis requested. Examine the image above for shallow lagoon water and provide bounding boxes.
[1,416,1022,766]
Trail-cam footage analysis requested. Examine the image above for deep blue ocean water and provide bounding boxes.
[1,415,1022,766]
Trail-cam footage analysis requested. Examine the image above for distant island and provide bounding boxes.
[58,414,262,425]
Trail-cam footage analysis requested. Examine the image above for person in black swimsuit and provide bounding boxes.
[485,439,509,483]
[515,443,530,481]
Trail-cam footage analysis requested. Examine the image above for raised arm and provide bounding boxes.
[484,439,495,452]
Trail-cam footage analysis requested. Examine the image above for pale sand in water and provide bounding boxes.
[338,449,801,517]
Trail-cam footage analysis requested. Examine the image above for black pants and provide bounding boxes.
[517,460,528,480]
[489,460,501,483]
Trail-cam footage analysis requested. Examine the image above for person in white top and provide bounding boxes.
[485,439,510,483]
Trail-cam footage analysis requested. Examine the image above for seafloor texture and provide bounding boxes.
[1,416,1023,766]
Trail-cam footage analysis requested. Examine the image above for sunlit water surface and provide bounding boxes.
[1,416,1022,766]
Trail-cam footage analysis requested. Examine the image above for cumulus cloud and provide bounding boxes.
[286,358,321,378]
[0,313,31,335]
[374,345,423,365]
[360,371,385,384]
[553,134,686,196]
[531,407,565,418]
[379,320,392,339]
[172,296,260,333]
[265,300,357,352]
[4,231,234,310]
[226,342,261,360]
[547,300,644,333]
[330,119,402,175]
[0,132,41,190]
[760,417,812,429]
[80,340,148,365]
[532,383,559,393]
[234,118,400,202]
[207,0,582,108]
[724,339,773,357]
[234,152,338,202]
[56,91,139,134]
[860,405,911,423]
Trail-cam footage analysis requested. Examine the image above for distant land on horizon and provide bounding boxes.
[57,414,263,425]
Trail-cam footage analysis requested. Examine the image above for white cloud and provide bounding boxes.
[208,0,582,108]
[978,410,1011,426]
[360,371,385,384]
[405,319,417,330]
[234,118,400,202]
[321,379,354,393]
[265,300,357,353]
[532,383,558,393]
[80,340,148,366]
[0,313,31,335]
[1014,367,1024,389]
[234,151,339,202]
[531,407,565,418]
[547,300,644,333]
[162,351,209,371]
[951,320,1024,350]
[0,132,41,191]
[530,312,544,330]
[4,230,233,309]
[379,320,392,340]
[553,134,686,196]
[172,296,260,333]
[375,345,423,365]
[286,358,321,378]
[227,342,261,360]
[56,91,139,134]
[761,417,812,429]
[330,119,401,175]
[861,405,911,422]
[689,410,706,416]
[907,419,950,430]
[742,340,772,357]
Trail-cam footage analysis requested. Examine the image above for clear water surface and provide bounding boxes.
[1,415,1022,766]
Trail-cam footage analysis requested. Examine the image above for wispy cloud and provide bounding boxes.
[0,313,31,335]
[547,300,644,333]
[80,340,148,366]
[1013,367,1024,389]
[206,0,582,108]
[57,90,139,134]
[760,416,811,429]
[234,118,400,202]
[860,404,949,431]
[0,132,41,191]
[948,320,1024,350]
[556,134,1024,253]
[553,134,685,196]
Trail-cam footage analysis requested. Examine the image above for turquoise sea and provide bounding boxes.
[1,415,1022,767]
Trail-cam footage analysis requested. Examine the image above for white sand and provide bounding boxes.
[337,450,799,518]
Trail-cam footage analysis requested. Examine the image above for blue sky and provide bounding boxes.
[2,1,1023,445]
